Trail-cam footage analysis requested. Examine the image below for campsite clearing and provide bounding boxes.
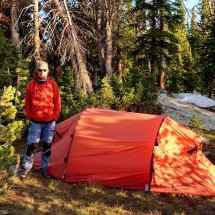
[0,129,214,214]
[1,99,215,214]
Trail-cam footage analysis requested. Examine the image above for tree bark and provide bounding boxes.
[159,6,166,89]
[159,58,165,89]
[34,0,41,63]
[10,0,20,48]
[150,0,157,75]
[95,0,105,75]
[104,0,113,77]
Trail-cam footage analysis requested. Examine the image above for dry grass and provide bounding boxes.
[0,173,215,215]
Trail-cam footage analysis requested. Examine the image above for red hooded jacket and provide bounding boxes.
[25,75,61,122]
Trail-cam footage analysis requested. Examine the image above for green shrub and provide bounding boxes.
[188,115,205,131]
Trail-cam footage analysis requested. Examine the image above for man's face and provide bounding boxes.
[37,67,48,80]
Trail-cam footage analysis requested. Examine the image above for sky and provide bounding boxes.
[184,0,200,10]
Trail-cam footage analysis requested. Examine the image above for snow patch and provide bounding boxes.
[158,92,215,131]
[174,92,215,108]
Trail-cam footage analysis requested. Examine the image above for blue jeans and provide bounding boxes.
[22,120,56,172]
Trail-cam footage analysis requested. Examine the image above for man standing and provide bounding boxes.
[20,60,61,178]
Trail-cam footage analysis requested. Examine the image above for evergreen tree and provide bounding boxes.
[0,29,19,89]
[58,66,89,120]
[189,7,201,68]
[0,85,24,194]
[167,0,201,93]
[90,76,116,109]
[199,0,215,97]
[200,0,211,26]
[200,17,215,97]
[133,0,182,89]
[112,0,136,82]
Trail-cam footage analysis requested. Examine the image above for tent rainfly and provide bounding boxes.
[33,108,215,196]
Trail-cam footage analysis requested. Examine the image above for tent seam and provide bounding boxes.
[63,110,84,181]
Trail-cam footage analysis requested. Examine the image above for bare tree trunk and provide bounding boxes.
[95,0,105,75]
[104,0,113,77]
[212,0,215,14]
[115,2,123,81]
[150,0,157,75]
[159,7,166,89]
[34,0,41,63]
[118,58,123,82]
[53,55,61,80]
[10,0,20,124]
[159,57,165,89]
[53,0,93,93]
[10,0,20,48]
[208,74,215,98]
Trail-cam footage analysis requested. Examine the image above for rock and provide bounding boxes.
[158,94,215,131]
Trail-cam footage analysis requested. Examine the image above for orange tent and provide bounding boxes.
[33,108,215,196]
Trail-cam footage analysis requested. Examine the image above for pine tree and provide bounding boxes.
[0,85,26,145]
[112,0,136,82]
[199,0,215,97]
[0,86,25,194]
[90,76,116,109]
[133,0,182,89]
[0,55,28,192]
[201,0,211,26]
[189,7,201,67]
[0,29,19,88]
[167,0,201,93]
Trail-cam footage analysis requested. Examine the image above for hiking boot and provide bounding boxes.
[20,171,27,179]
[18,166,28,179]
[41,170,51,179]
